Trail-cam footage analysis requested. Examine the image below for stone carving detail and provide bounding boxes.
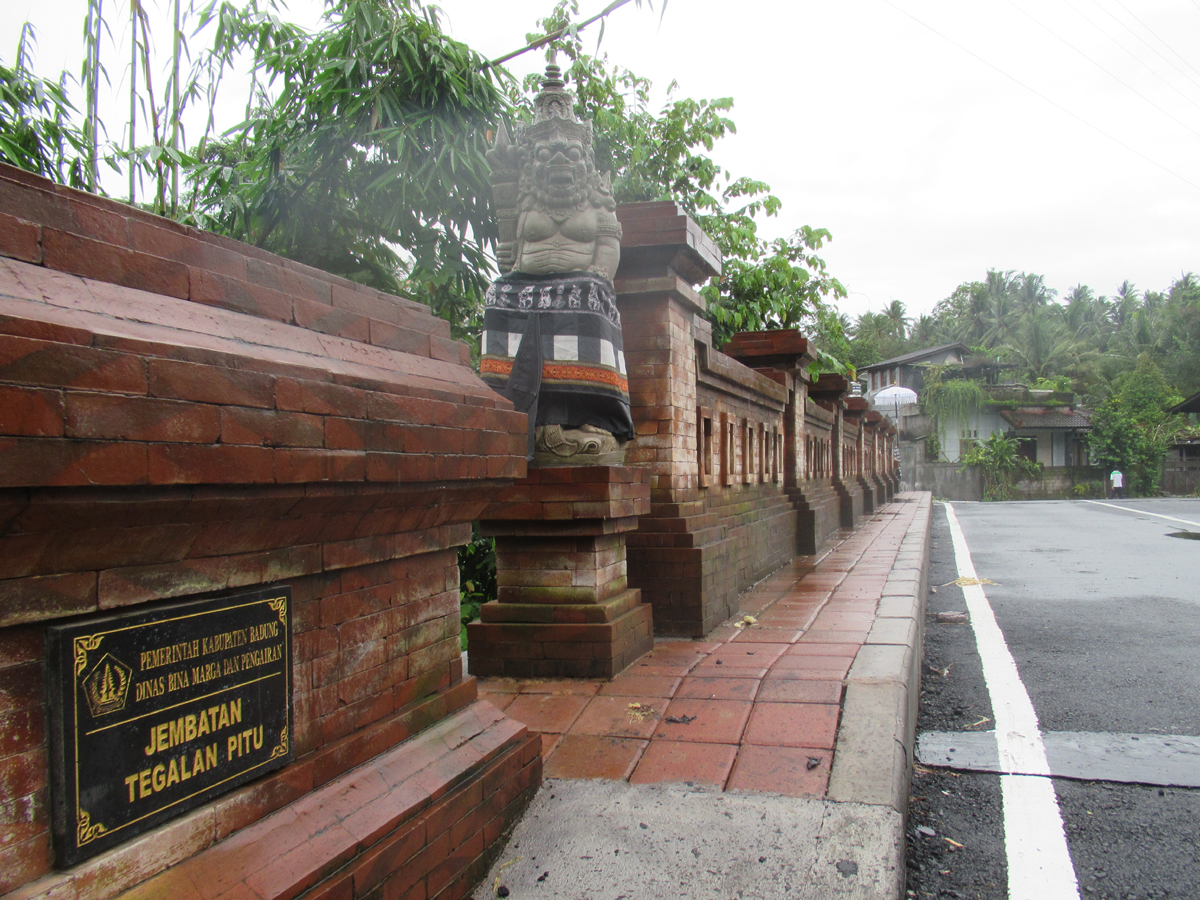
[481,65,632,466]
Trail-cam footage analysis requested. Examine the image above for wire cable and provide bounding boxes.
[1089,0,1200,95]
[877,0,1200,192]
[1109,0,1200,82]
[1059,0,1200,115]
[1004,0,1200,141]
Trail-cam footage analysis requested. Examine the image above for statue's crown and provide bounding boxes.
[522,64,592,147]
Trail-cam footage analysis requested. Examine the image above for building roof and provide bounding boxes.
[859,342,972,372]
[1169,390,1200,415]
[1000,408,1092,430]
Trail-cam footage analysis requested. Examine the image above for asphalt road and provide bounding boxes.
[906,499,1200,900]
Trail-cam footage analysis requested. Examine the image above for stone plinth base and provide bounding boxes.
[857,476,878,514]
[626,487,800,638]
[834,477,866,530]
[467,467,654,679]
[788,478,843,556]
[870,475,889,507]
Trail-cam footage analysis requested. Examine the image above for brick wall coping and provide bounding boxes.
[722,330,815,370]
[615,201,721,285]
[611,273,707,315]
[810,372,850,401]
[0,257,527,489]
[0,165,472,365]
[696,337,789,408]
[805,396,836,427]
[0,172,530,490]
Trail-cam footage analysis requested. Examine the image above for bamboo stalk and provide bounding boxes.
[170,0,181,214]
[129,0,138,203]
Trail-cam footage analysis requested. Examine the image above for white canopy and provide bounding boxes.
[874,385,918,405]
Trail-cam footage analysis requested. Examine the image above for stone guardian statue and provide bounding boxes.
[480,65,632,466]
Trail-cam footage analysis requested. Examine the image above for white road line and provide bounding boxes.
[944,503,1080,900]
[1081,499,1200,529]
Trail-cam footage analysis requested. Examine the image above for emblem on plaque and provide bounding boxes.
[81,653,132,717]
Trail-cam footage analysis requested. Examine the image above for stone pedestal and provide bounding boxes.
[467,467,654,678]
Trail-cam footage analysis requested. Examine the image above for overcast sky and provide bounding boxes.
[5,0,1200,320]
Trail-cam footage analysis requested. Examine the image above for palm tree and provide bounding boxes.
[882,300,911,343]
[1110,280,1140,331]
[981,269,1018,349]
[1013,272,1056,321]
[1002,308,1077,383]
[909,313,944,348]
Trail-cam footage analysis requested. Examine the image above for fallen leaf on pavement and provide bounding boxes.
[627,702,657,721]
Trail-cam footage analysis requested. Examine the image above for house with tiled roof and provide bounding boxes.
[868,343,1099,497]
[860,342,1009,397]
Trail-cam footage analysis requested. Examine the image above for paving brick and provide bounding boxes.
[628,739,737,786]
[726,744,831,797]
[500,693,590,734]
[742,701,840,749]
[542,734,645,780]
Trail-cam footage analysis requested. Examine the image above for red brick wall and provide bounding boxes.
[0,165,533,899]
[615,205,864,635]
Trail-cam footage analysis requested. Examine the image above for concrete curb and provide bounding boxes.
[827,492,932,896]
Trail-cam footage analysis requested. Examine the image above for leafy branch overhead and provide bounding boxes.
[186,0,506,335]
[0,25,89,188]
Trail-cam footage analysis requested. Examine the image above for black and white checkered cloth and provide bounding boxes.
[480,271,634,444]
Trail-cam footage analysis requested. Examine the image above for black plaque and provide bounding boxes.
[46,586,293,866]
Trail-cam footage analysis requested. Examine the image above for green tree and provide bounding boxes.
[1088,354,1182,495]
[187,0,507,337]
[959,433,1041,501]
[1001,308,1078,383]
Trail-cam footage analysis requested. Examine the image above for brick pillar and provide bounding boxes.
[811,374,865,529]
[865,412,887,506]
[467,466,654,678]
[612,202,721,499]
[884,424,899,498]
[845,397,874,514]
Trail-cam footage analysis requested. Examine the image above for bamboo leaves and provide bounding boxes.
[0,25,88,187]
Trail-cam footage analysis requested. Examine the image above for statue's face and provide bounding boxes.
[532,137,587,204]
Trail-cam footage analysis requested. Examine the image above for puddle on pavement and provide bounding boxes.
[1166,531,1200,540]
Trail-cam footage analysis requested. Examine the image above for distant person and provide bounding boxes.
[1110,469,1125,499]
